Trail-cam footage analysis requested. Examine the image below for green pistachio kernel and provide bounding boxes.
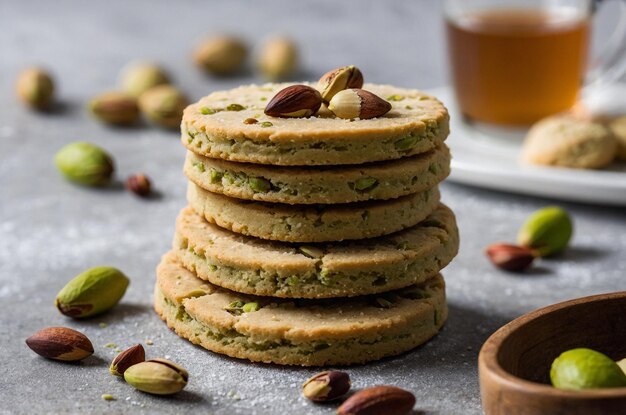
[387,94,405,101]
[394,135,418,151]
[285,276,300,286]
[200,107,216,115]
[405,105,413,110]
[193,162,205,172]
[226,103,245,111]
[224,301,245,315]
[242,302,260,313]
[298,246,324,259]
[260,121,273,127]
[55,142,115,187]
[249,177,271,193]
[55,266,130,318]
[354,177,378,191]
[428,163,439,174]
[209,169,223,183]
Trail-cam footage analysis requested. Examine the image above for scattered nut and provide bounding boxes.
[120,62,169,97]
[101,394,115,401]
[138,85,189,128]
[124,358,188,395]
[25,327,94,362]
[16,67,55,110]
[110,344,145,377]
[328,89,391,120]
[517,206,573,257]
[317,65,364,104]
[485,243,535,272]
[243,118,258,125]
[193,36,247,76]
[302,370,351,402]
[89,92,139,125]
[258,37,298,81]
[264,85,322,118]
[55,266,130,318]
[337,385,416,415]
[126,173,152,197]
[54,142,115,187]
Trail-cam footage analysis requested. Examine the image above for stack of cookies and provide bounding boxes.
[154,77,459,366]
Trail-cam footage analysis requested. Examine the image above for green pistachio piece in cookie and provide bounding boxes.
[226,103,245,111]
[354,177,378,191]
[200,107,217,115]
[209,169,222,183]
[394,136,418,151]
[249,177,271,193]
[224,301,245,315]
[298,246,324,259]
[242,302,260,313]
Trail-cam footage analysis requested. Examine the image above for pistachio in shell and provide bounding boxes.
[119,62,169,97]
[193,36,248,76]
[124,359,188,395]
[89,91,139,125]
[54,142,115,186]
[257,37,298,81]
[55,266,130,318]
[16,67,55,110]
[138,85,189,128]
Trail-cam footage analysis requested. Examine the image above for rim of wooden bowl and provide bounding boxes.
[479,291,626,400]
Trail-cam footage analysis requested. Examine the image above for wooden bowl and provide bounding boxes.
[479,291,626,415]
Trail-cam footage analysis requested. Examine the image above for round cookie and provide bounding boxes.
[609,116,626,161]
[172,204,458,298]
[187,182,441,243]
[154,251,448,366]
[182,83,449,166]
[522,115,617,169]
[184,144,450,205]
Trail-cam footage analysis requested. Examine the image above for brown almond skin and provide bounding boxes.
[303,370,351,402]
[337,385,415,415]
[264,85,322,118]
[354,89,392,119]
[126,174,151,197]
[485,243,535,272]
[26,327,94,362]
[110,344,145,376]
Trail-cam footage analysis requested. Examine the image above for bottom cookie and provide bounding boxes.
[154,251,448,366]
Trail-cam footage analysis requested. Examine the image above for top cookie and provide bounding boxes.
[182,83,449,166]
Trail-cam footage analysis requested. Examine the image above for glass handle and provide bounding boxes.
[586,0,626,85]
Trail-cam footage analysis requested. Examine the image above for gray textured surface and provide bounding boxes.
[1,1,625,414]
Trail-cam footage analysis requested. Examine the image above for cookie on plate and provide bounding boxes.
[184,144,450,205]
[172,204,458,298]
[187,181,440,242]
[522,115,617,169]
[154,251,447,366]
[182,83,449,166]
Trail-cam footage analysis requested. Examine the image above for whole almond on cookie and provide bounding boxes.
[264,85,322,118]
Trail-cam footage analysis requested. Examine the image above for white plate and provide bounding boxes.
[428,86,626,206]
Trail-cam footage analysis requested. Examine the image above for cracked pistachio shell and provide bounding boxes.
[55,266,129,318]
[517,206,573,257]
[124,359,188,395]
[54,142,115,186]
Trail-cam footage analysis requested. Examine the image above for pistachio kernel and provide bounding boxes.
[387,94,405,101]
[260,121,273,127]
[517,206,573,257]
[249,177,271,193]
[54,142,115,187]
[242,302,260,313]
[394,135,418,151]
[226,103,245,111]
[243,118,258,124]
[354,177,378,191]
[200,107,216,115]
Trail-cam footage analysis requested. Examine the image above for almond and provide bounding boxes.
[25,327,94,362]
[264,85,322,118]
[485,243,535,272]
[337,385,416,415]
[328,89,391,120]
